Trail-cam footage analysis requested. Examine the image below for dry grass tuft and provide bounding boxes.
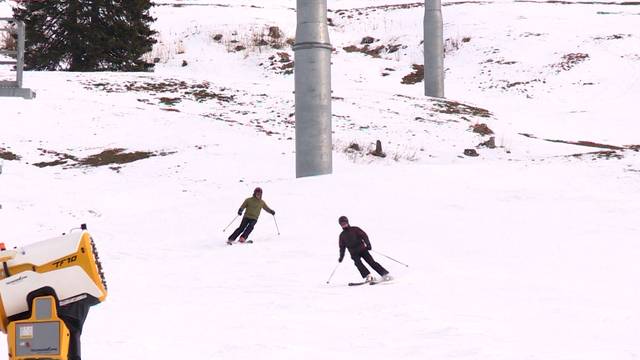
[0,147,20,161]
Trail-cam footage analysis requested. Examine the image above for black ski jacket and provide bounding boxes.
[339,226,372,260]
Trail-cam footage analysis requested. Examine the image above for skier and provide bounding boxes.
[227,187,275,244]
[337,216,392,283]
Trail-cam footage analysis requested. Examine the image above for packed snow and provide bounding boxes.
[1,0,639,359]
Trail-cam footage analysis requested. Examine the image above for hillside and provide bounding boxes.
[1,1,640,359]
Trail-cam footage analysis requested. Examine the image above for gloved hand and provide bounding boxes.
[237,209,243,216]
[270,210,276,215]
[366,245,372,251]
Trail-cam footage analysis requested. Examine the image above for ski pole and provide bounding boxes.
[272,215,280,235]
[372,250,409,267]
[326,262,340,284]
[222,215,239,232]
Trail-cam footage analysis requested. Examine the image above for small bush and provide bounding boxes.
[141,36,184,64]
[443,36,471,57]
[222,25,291,53]
[361,36,376,44]
[0,147,20,161]
[0,26,16,54]
[175,40,185,54]
[268,26,283,39]
[401,64,424,85]
[553,53,589,72]
[471,123,494,136]
[340,140,417,162]
[347,142,362,151]
[444,38,460,56]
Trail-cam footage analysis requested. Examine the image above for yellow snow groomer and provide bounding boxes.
[0,225,107,359]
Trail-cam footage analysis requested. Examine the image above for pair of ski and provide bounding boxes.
[226,240,253,245]
[348,277,393,286]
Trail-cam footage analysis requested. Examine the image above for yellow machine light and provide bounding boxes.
[7,295,70,360]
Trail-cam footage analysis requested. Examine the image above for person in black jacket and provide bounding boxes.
[337,216,391,282]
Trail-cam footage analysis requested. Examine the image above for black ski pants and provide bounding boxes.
[351,250,388,278]
[228,217,257,241]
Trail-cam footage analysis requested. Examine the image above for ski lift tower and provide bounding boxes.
[294,0,332,178]
[424,0,444,98]
[0,18,35,99]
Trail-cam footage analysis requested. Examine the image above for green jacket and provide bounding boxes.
[240,196,273,220]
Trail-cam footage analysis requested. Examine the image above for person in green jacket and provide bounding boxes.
[227,187,275,244]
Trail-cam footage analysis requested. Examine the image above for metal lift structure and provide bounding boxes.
[0,17,35,99]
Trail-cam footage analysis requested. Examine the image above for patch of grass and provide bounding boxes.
[504,79,542,88]
[444,38,461,55]
[0,26,16,54]
[443,36,472,57]
[343,44,384,58]
[522,32,545,37]
[32,148,78,167]
[594,34,631,40]
[264,52,294,75]
[494,59,517,65]
[521,134,639,160]
[141,35,185,65]
[569,150,623,160]
[545,139,624,150]
[401,64,424,85]
[552,53,590,72]
[186,89,235,102]
[432,99,492,118]
[347,142,362,152]
[339,140,417,162]
[33,160,69,168]
[78,149,156,167]
[343,41,401,59]
[83,79,237,105]
[158,97,182,106]
[0,148,20,161]
[471,123,494,136]
[222,25,292,54]
[31,148,175,169]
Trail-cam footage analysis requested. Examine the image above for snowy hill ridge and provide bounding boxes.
[2,1,640,359]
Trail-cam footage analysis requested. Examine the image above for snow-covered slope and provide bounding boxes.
[1,1,639,359]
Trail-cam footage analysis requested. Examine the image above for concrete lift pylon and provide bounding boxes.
[0,17,35,99]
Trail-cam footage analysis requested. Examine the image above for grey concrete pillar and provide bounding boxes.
[424,0,444,98]
[294,0,332,178]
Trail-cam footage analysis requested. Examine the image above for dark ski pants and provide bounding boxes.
[228,217,257,241]
[352,250,388,278]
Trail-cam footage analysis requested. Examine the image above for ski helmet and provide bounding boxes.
[253,187,263,195]
[338,216,349,224]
